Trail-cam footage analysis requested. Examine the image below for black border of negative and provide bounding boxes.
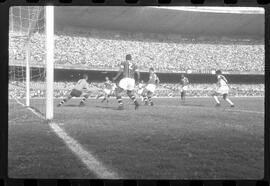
[0,1,269,186]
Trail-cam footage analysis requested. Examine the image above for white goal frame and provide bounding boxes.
[45,6,54,120]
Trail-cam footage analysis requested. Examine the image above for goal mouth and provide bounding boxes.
[9,6,54,120]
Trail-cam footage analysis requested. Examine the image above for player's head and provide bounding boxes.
[216,70,222,75]
[105,76,109,81]
[126,54,132,61]
[83,74,88,80]
[149,67,154,73]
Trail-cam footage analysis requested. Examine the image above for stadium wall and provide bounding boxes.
[14,67,264,84]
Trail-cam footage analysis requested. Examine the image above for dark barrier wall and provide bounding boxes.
[10,67,264,84]
[53,69,265,84]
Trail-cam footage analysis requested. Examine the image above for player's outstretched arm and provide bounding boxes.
[113,67,123,81]
[156,76,160,86]
[136,70,140,83]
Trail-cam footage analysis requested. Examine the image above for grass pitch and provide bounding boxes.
[9,97,264,179]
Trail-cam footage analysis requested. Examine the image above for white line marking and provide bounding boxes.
[13,98,121,179]
[49,122,121,179]
[158,105,264,115]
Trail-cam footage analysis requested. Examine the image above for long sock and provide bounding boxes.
[129,94,137,104]
[59,98,68,106]
[80,96,88,103]
[117,96,123,106]
[143,95,148,103]
[225,98,234,105]
[148,96,152,104]
[213,96,220,104]
[181,92,184,100]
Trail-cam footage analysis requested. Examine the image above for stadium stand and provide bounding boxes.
[9,29,264,73]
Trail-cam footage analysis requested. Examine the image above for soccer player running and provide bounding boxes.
[57,74,91,107]
[142,67,160,106]
[112,54,140,110]
[212,70,235,107]
[180,74,189,104]
[96,76,116,103]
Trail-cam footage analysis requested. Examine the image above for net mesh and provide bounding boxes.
[9,6,47,116]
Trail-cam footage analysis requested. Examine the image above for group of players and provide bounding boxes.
[57,54,234,110]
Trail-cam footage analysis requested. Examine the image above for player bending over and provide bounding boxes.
[112,54,140,110]
[212,70,234,107]
[142,67,160,106]
[96,76,116,103]
[57,74,91,107]
[180,74,189,103]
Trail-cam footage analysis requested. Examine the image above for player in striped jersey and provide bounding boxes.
[96,76,116,103]
[142,67,160,106]
[180,74,189,103]
[57,74,91,107]
[212,70,234,107]
[112,54,140,110]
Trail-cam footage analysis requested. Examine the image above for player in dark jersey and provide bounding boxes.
[112,54,140,110]
[142,67,160,106]
[57,74,91,107]
[96,76,116,103]
[180,74,189,103]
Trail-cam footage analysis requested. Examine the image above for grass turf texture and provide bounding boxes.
[9,97,264,179]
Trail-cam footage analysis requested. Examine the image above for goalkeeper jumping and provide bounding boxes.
[57,74,91,107]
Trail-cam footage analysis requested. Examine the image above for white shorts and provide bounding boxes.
[138,88,144,95]
[146,84,156,93]
[104,89,111,95]
[216,86,229,95]
[181,86,188,92]
[119,78,135,91]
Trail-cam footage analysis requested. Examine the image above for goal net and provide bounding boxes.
[9,6,54,120]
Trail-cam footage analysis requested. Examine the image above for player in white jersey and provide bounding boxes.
[136,80,145,101]
[212,70,234,107]
[96,76,117,103]
[142,67,160,106]
[57,74,91,107]
[180,74,189,104]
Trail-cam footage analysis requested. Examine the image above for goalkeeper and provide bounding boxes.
[57,74,91,107]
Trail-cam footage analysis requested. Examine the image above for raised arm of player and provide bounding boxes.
[156,75,160,85]
[112,65,123,81]
[136,69,140,83]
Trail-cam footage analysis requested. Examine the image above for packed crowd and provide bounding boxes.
[9,81,264,99]
[9,29,264,73]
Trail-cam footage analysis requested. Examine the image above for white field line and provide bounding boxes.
[13,98,122,179]
[158,105,264,115]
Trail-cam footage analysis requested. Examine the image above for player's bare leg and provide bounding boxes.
[57,95,72,107]
[127,90,139,110]
[96,93,104,99]
[79,93,89,106]
[212,92,221,107]
[115,87,124,110]
[223,94,234,107]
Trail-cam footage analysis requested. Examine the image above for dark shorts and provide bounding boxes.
[70,89,82,97]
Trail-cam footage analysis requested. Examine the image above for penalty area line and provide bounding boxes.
[14,98,122,179]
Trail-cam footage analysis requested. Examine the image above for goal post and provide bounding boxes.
[45,6,54,120]
[9,6,55,121]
